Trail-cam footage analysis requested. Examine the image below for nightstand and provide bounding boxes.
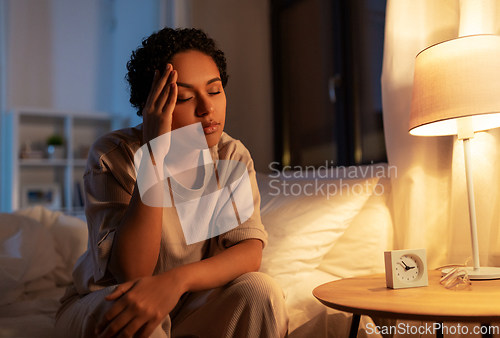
[313,270,500,338]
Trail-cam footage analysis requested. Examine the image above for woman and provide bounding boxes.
[54,28,288,338]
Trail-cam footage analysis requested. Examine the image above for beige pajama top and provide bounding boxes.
[63,124,267,300]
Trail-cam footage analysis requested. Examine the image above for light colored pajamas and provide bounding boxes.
[54,125,288,337]
[55,272,287,338]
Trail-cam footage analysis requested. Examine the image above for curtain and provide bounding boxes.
[382,0,500,269]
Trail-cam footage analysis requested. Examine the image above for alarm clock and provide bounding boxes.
[384,249,428,289]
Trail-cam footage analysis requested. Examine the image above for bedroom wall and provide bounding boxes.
[0,0,162,211]
[190,1,274,172]
[0,0,272,209]
[5,0,54,109]
[2,0,272,170]
[4,0,161,116]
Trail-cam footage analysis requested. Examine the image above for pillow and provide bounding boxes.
[0,213,57,305]
[49,214,89,285]
[15,206,88,285]
[257,173,379,293]
[318,177,394,278]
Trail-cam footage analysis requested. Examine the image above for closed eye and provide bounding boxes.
[209,91,221,96]
[177,97,192,103]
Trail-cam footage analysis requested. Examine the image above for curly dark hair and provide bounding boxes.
[126,28,229,116]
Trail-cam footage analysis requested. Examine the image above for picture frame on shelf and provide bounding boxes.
[21,183,62,210]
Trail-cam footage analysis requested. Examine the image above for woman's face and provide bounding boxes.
[170,50,226,148]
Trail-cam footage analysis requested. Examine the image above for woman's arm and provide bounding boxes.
[96,239,262,338]
[107,65,178,282]
[107,183,163,282]
[174,238,262,292]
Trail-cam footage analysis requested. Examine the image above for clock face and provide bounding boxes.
[385,249,428,289]
[395,255,421,283]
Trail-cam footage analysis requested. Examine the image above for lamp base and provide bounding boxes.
[442,266,500,280]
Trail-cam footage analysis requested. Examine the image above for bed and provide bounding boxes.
[257,163,393,337]
[0,163,393,338]
[0,207,88,338]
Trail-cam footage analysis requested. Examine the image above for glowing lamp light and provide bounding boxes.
[409,34,500,279]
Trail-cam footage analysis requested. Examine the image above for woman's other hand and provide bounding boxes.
[142,64,178,144]
[95,272,184,338]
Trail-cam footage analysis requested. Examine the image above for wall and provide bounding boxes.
[112,0,163,127]
[4,0,161,119]
[190,0,274,172]
[2,0,273,169]
[6,0,54,108]
[0,0,163,209]
[0,0,273,210]
[6,0,115,111]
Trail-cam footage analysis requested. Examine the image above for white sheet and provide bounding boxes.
[0,197,387,338]
[0,207,88,338]
[0,214,57,307]
[286,269,383,338]
[0,279,65,338]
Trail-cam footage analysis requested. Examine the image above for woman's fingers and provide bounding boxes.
[142,64,177,143]
[116,317,150,338]
[97,275,181,338]
[95,281,135,336]
[156,69,177,113]
[95,299,128,337]
[166,73,178,108]
[144,64,173,113]
[97,288,164,338]
[144,69,160,108]
[105,281,135,301]
[97,309,136,338]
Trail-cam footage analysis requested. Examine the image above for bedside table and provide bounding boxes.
[313,270,500,338]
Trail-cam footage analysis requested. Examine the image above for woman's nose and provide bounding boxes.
[196,97,214,116]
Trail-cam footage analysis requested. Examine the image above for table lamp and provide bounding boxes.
[409,34,500,280]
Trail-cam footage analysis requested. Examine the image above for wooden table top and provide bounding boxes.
[313,270,500,322]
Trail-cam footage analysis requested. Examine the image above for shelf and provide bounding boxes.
[20,158,68,166]
[19,158,89,167]
[1,107,128,214]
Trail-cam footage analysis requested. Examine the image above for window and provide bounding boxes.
[271,0,387,167]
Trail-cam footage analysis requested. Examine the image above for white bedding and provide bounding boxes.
[283,269,387,338]
[256,169,391,338]
[0,165,392,337]
[0,207,88,338]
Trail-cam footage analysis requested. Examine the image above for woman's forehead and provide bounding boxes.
[171,50,220,84]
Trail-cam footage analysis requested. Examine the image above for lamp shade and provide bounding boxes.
[409,34,500,136]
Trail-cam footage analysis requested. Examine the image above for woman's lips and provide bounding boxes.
[202,121,219,135]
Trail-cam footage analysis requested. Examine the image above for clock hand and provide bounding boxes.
[399,261,416,271]
[398,261,408,270]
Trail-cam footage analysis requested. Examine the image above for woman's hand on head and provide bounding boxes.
[142,64,178,144]
[95,273,185,338]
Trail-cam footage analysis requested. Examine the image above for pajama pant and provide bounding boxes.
[54,272,289,338]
